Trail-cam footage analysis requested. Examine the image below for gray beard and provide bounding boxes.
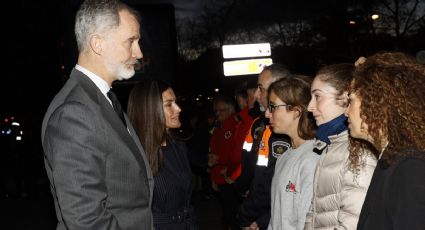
[115,67,135,80]
[104,60,135,81]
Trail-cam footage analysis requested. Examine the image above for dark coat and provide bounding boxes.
[41,69,154,230]
[152,140,197,230]
[357,149,425,230]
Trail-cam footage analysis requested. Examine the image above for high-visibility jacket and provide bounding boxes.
[237,118,291,229]
[234,116,265,194]
[256,128,272,166]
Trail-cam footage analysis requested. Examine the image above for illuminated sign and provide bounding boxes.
[222,43,271,59]
[223,58,273,76]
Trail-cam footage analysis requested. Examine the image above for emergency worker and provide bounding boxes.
[209,95,249,230]
[236,64,292,230]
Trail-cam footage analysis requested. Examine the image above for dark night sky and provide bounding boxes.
[2,0,424,122]
[1,0,179,116]
[3,1,62,116]
[1,2,423,229]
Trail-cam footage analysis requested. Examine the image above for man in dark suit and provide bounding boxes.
[41,0,153,229]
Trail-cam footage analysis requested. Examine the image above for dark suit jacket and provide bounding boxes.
[357,149,425,230]
[152,140,197,230]
[41,69,154,230]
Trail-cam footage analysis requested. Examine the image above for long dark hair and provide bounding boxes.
[127,80,171,175]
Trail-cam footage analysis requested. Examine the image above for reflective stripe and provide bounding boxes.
[243,141,253,151]
[257,127,271,161]
[256,154,268,166]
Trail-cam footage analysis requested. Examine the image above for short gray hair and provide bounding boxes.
[262,63,291,82]
[75,0,140,52]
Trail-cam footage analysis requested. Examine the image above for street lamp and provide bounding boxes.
[371,14,380,20]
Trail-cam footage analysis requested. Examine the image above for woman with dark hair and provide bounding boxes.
[304,64,377,230]
[266,75,320,230]
[128,80,197,230]
[346,52,425,229]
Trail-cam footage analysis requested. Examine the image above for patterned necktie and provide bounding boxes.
[107,89,126,126]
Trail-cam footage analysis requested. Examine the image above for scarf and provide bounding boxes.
[316,114,347,145]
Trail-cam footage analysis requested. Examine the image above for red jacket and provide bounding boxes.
[229,108,253,181]
[209,109,253,184]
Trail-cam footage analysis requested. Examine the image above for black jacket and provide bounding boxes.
[236,116,291,229]
[234,116,265,195]
[357,148,425,230]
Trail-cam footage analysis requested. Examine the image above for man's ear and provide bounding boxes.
[89,34,103,55]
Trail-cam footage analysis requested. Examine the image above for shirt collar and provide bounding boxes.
[75,64,112,104]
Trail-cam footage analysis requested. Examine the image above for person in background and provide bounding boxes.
[208,95,249,230]
[304,63,377,230]
[41,0,154,229]
[234,85,255,141]
[266,75,319,230]
[235,83,249,112]
[246,78,261,119]
[127,80,197,230]
[225,84,255,184]
[235,79,261,120]
[346,52,425,230]
[236,64,292,230]
[185,108,214,200]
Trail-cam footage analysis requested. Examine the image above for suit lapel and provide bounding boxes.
[125,114,153,180]
[125,114,154,203]
[73,71,149,177]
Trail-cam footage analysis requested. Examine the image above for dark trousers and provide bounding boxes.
[217,183,240,230]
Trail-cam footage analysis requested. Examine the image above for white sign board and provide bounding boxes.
[223,58,273,77]
[222,43,271,59]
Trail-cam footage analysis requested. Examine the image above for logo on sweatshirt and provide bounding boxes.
[224,130,232,139]
[272,141,290,158]
[285,181,297,193]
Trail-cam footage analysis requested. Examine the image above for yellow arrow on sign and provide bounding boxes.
[223,58,273,76]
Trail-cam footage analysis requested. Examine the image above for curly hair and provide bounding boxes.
[352,52,425,164]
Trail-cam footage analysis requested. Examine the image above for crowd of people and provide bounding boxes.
[40,0,425,229]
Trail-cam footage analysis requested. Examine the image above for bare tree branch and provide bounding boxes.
[402,0,419,35]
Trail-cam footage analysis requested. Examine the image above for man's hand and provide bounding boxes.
[242,222,259,230]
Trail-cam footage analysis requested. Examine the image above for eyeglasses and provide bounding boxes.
[268,103,289,113]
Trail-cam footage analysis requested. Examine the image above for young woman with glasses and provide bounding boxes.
[266,75,320,230]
